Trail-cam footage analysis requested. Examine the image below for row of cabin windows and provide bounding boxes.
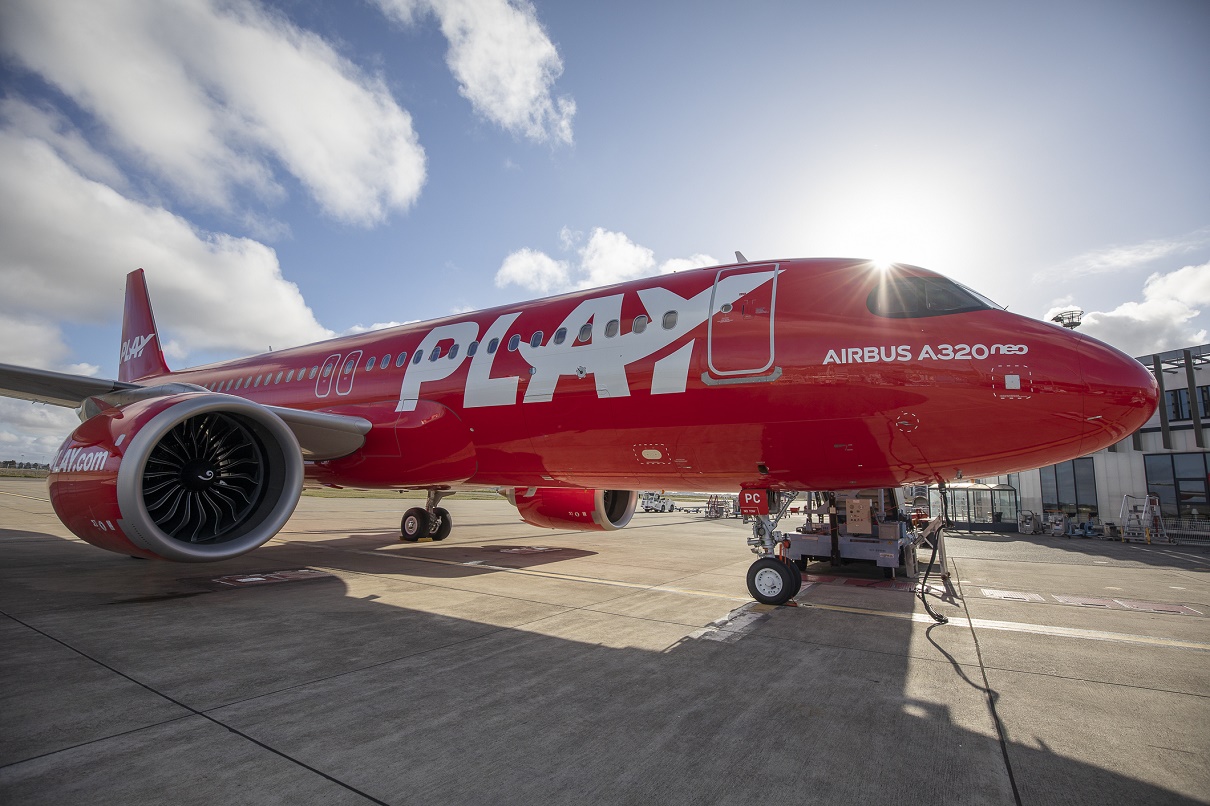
[361,312,679,367]
[197,310,682,389]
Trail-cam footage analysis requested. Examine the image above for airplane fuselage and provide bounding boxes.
[144,258,1155,493]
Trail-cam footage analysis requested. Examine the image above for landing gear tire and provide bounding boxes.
[746,557,797,605]
[785,559,803,597]
[429,507,453,541]
[400,508,431,542]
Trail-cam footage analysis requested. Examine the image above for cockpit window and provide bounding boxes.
[867,276,996,318]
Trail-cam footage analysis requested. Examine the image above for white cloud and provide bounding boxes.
[0,0,427,226]
[0,313,75,370]
[495,228,719,294]
[495,248,571,293]
[0,129,334,364]
[1042,229,1210,280]
[579,229,656,287]
[1067,261,1210,356]
[342,321,414,336]
[375,0,575,144]
[0,399,81,463]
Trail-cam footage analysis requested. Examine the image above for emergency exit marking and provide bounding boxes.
[1005,374,1021,390]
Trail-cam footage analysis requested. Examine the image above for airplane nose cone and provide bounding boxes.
[1077,335,1158,453]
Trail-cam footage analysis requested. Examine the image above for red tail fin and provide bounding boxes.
[118,269,170,383]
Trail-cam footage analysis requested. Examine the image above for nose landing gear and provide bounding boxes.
[744,491,801,605]
[746,556,802,604]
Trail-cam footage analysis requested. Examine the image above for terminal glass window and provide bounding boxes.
[1039,458,1098,519]
[1147,453,1209,518]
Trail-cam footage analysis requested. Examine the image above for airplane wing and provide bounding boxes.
[0,362,371,461]
[0,362,138,407]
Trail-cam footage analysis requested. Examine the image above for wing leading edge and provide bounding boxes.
[0,363,138,408]
[0,362,371,461]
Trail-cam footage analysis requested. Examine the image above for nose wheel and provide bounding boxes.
[746,557,802,605]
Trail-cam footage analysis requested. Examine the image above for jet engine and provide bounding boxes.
[507,487,637,531]
[47,392,303,561]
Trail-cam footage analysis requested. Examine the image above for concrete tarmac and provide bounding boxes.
[1,477,1207,805]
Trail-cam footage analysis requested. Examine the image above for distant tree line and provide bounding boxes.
[1,460,50,470]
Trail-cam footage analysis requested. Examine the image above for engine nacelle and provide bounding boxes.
[507,487,637,531]
[48,393,303,562]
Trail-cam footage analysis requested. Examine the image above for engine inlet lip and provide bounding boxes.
[116,394,303,562]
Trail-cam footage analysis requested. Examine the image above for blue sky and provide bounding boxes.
[1,0,1208,460]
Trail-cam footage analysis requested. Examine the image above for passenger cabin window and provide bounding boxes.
[429,347,440,362]
[395,353,407,367]
[487,338,499,354]
[662,311,678,330]
[508,334,521,351]
[366,356,376,371]
[468,341,478,357]
[381,354,390,368]
[867,276,996,318]
[309,367,319,379]
[285,370,294,382]
[577,323,592,343]
[413,351,423,365]
[530,332,543,348]
[343,359,355,375]
[604,320,619,338]
[275,371,283,384]
[633,315,648,334]
[553,328,567,345]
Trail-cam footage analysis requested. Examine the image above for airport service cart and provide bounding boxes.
[783,490,917,578]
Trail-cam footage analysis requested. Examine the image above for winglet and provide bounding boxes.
[118,269,170,383]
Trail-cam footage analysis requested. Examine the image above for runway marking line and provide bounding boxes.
[0,490,51,502]
[286,539,1210,652]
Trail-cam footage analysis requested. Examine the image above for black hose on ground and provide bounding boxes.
[918,482,950,624]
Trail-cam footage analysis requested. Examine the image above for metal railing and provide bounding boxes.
[1162,518,1210,545]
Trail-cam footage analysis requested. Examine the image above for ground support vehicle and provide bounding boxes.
[784,489,917,578]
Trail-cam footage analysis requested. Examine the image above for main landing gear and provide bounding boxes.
[400,490,453,542]
[744,491,802,605]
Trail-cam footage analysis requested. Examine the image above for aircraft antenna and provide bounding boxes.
[735,251,747,262]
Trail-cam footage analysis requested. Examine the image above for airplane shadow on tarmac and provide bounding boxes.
[1,529,1205,806]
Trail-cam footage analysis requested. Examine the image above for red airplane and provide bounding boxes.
[0,258,1157,604]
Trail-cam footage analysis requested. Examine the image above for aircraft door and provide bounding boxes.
[315,353,341,398]
[706,264,779,382]
[336,350,362,396]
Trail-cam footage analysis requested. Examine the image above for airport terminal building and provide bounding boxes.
[938,343,1209,538]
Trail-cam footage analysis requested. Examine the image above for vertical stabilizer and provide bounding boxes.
[118,269,170,382]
